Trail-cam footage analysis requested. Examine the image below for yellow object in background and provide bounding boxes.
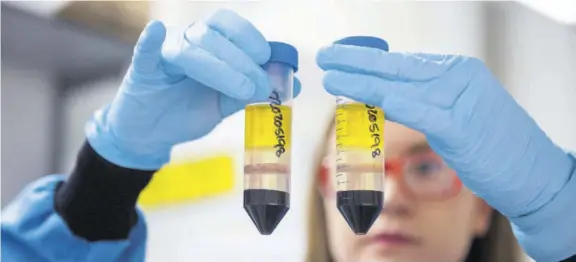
[138,155,235,208]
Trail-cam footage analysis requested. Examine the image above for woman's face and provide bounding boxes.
[321,121,492,262]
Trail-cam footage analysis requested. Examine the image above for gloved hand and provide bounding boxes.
[316,45,576,259]
[86,9,300,170]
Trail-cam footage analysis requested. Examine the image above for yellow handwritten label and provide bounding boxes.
[336,102,385,153]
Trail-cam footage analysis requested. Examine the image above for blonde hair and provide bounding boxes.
[305,117,521,262]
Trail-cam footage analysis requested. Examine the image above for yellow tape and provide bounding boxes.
[138,155,235,208]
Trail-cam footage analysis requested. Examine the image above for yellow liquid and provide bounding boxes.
[245,103,292,151]
[244,103,292,191]
[335,102,385,191]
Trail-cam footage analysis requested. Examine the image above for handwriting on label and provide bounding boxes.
[269,91,286,157]
[366,104,381,158]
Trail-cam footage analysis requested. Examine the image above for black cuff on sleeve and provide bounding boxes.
[55,141,155,241]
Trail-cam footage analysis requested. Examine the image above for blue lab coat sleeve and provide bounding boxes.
[1,141,154,262]
[510,151,576,262]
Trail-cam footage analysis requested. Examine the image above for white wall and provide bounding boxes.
[489,2,576,152]
[146,2,486,262]
[58,76,121,174]
[1,65,56,206]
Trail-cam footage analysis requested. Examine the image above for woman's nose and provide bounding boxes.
[381,174,414,217]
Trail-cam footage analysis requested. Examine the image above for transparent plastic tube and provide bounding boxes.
[244,42,298,235]
[333,36,389,235]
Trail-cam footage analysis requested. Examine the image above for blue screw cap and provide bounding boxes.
[267,41,299,72]
[334,36,389,51]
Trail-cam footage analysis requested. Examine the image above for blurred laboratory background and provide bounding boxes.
[2,1,575,262]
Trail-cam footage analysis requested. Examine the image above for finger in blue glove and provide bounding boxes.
[87,9,301,171]
[316,42,573,218]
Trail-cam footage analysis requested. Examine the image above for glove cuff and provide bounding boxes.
[510,152,576,261]
[55,141,154,241]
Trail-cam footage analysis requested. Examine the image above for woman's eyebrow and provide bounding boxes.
[407,142,432,154]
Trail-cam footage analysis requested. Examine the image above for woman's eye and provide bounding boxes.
[411,161,441,177]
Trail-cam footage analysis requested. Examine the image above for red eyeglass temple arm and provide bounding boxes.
[384,159,404,173]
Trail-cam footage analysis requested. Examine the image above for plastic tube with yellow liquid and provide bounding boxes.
[333,36,389,235]
[244,41,299,235]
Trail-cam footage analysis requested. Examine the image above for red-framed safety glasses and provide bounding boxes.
[320,151,462,201]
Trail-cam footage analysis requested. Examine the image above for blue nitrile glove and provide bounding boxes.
[317,43,576,261]
[86,9,301,170]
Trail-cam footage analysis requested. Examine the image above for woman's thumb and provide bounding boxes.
[131,20,167,73]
